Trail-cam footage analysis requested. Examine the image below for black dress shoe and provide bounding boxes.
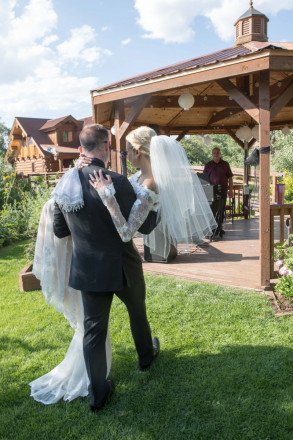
[139,337,160,371]
[90,380,115,412]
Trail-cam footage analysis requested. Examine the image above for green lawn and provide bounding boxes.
[1,242,293,440]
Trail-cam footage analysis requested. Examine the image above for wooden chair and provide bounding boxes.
[225,196,236,223]
[224,184,245,222]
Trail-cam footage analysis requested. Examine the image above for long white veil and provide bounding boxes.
[144,136,217,258]
[29,199,112,404]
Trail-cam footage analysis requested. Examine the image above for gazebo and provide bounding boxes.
[90,2,293,288]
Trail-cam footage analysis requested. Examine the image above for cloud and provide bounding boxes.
[121,38,132,45]
[101,26,110,31]
[0,0,111,126]
[134,0,293,43]
[57,25,112,65]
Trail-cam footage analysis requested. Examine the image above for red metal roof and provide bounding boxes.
[40,115,82,131]
[92,45,252,93]
[16,117,54,148]
[92,42,288,94]
[78,116,94,126]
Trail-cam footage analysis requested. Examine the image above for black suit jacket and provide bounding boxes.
[53,159,157,292]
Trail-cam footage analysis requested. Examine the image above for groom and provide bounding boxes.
[53,124,159,412]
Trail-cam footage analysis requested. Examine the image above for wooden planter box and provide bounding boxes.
[19,264,41,292]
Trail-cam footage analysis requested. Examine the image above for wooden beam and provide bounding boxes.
[216,78,260,123]
[167,109,185,126]
[259,70,271,288]
[119,95,151,138]
[176,130,189,142]
[113,101,125,174]
[270,55,293,71]
[208,107,242,125]
[128,95,244,109]
[270,79,293,120]
[225,128,244,149]
[248,138,257,149]
[92,56,270,105]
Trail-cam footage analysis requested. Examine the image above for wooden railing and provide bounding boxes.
[270,204,293,277]
[16,171,66,187]
[193,166,282,210]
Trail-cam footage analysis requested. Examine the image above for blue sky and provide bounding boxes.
[1,0,293,128]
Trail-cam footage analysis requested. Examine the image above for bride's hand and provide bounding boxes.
[77,153,91,168]
[89,169,113,191]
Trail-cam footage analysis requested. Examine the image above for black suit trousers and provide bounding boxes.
[81,276,153,407]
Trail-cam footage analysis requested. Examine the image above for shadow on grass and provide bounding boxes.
[0,241,28,262]
[0,335,58,353]
[2,344,293,439]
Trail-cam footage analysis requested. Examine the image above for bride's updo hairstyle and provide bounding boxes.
[126,126,157,157]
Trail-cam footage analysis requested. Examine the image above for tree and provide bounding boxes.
[270,130,293,173]
[0,119,10,157]
[181,134,244,167]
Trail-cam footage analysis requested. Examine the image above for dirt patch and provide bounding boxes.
[266,287,293,317]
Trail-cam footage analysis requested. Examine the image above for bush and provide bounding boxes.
[283,171,293,203]
[0,157,51,254]
[274,235,293,299]
[0,157,31,209]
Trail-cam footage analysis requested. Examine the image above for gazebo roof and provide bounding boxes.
[237,6,268,21]
[91,40,293,138]
[93,45,251,94]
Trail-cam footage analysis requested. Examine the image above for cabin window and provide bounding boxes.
[23,138,27,147]
[62,131,73,142]
[63,158,74,169]
[29,137,33,145]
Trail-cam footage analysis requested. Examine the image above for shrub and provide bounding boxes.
[0,157,31,209]
[274,235,293,299]
[283,171,293,203]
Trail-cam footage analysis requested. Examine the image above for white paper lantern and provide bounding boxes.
[251,125,259,141]
[178,90,195,111]
[236,125,252,141]
[242,125,252,141]
[110,125,116,136]
[281,125,291,136]
[236,126,245,140]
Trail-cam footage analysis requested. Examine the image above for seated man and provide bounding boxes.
[204,148,233,239]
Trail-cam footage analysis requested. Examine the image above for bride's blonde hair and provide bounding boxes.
[126,126,157,157]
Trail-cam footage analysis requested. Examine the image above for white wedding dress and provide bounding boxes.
[29,199,112,404]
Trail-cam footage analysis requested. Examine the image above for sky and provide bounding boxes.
[1,0,293,128]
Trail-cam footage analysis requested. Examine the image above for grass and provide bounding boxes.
[1,241,293,440]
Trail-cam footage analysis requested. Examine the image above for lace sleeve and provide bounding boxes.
[97,183,156,242]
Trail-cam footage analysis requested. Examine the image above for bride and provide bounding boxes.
[30,126,216,404]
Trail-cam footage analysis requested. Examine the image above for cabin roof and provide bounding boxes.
[12,116,90,157]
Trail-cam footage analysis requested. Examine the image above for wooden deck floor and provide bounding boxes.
[134,218,261,290]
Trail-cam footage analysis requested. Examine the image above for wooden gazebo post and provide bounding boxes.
[259,70,271,288]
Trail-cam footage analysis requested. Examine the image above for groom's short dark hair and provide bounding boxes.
[80,124,109,152]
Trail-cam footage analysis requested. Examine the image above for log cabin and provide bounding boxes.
[5,115,93,175]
